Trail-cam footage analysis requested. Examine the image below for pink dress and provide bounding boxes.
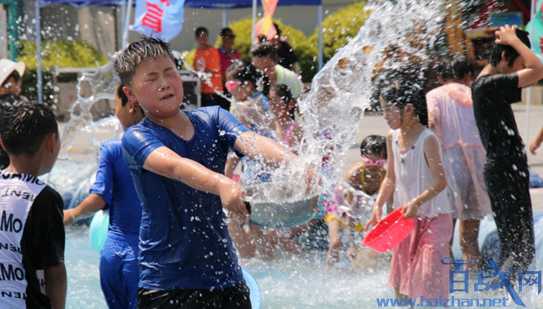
[389,129,453,299]
[426,83,491,219]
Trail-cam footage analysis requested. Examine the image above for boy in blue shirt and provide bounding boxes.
[115,38,298,308]
[64,85,144,309]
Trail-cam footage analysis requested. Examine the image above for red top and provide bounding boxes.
[219,47,241,78]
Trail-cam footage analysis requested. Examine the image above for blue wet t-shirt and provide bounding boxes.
[122,106,248,290]
[90,140,142,238]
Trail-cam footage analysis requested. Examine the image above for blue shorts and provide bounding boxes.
[100,232,139,309]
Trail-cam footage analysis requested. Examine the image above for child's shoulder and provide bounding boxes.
[36,185,64,211]
[100,139,124,159]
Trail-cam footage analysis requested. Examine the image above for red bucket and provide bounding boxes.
[362,208,415,253]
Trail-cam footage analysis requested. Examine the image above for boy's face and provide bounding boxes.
[504,56,526,74]
[222,35,235,49]
[126,56,183,119]
[196,33,208,47]
[0,75,22,96]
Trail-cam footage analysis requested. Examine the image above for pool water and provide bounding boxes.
[65,224,543,309]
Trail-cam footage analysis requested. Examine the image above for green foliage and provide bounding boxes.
[309,1,370,62]
[17,40,107,70]
[16,40,107,107]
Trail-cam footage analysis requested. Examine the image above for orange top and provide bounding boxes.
[193,47,223,94]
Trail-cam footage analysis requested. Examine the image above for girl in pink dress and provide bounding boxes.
[367,68,454,300]
[426,56,491,271]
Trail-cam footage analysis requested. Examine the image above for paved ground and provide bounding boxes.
[340,104,543,211]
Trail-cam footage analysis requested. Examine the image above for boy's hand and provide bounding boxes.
[218,178,248,216]
[63,209,76,225]
[401,201,419,219]
[495,25,520,46]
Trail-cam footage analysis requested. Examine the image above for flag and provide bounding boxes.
[132,0,185,42]
[256,0,279,40]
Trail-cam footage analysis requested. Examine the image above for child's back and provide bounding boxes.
[0,102,65,309]
[0,172,64,308]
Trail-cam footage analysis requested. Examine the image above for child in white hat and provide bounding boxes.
[0,58,25,96]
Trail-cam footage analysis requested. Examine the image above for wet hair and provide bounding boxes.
[450,55,473,80]
[489,29,530,67]
[360,135,386,158]
[251,43,278,62]
[1,101,58,156]
[1,71,21,88]
[114,37,175,85]
[226,61,261,87]
[433,55,473,81]
[379,65,428,126]
[195,26,209,38]
[274,84,297,120]
[116,84,129,106]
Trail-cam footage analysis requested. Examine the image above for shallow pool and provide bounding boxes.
[65,225,543,308]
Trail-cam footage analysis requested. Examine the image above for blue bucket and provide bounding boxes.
[89,210,109,252]
[242,268,261,309]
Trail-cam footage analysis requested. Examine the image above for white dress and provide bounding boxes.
[391,128,454,218]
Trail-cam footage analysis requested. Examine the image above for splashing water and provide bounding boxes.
[52,0,543,307]
[247,0,447,204]
[45,62,122,209]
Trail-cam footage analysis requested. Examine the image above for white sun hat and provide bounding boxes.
[0,59,25,87]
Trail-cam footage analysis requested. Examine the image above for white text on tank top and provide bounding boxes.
[391,129,453,218]
[0,172,47,308]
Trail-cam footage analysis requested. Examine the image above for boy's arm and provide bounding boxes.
[44,263,67,309]
[530,127,543,154]
[63,194,105,224]
[224,152,240,178]
[496,26,543,88]
[234,131,296,165]
[144,147,247,214]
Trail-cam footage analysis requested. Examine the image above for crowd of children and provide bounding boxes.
[1,24,543,309]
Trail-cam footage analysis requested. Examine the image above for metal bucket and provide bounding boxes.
[246,195,319,229]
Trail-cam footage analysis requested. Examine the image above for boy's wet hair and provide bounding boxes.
[360,135,386,158]
[489,29,530,67]
[380,65,428,126]
[114,37,175,85]
[251,43,278,62]
[1,101,58,156]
